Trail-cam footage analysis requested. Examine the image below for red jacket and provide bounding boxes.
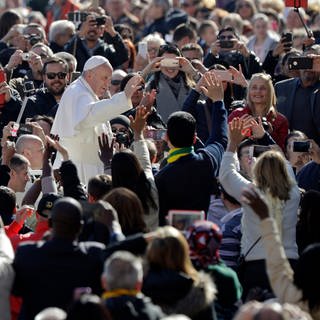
[228,106,289,150]
[9,220,50,251]
[46,0,79,34]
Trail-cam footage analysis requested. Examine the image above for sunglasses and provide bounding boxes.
[111,79,122,85]
[46,72,67,80]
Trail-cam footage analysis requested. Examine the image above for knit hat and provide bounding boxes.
[186,220,222,269]
[37,193,62,218]
[83,56,111,71]
[110,115,131,129]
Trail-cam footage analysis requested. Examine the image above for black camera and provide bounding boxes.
[220,40,235,49]
[115,132,129,146]
[95,16,106,26]
[293,141,311,152]
[17,123,33,136]
[24,34,42,46]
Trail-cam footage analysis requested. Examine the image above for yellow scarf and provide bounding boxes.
[102,289,138,299]
[167,146,194,164]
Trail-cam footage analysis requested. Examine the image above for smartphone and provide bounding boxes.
[285,0,308,8]
[144,129,166,141]
[282,32,293,43]
[17,123,33,136]
[288,57,313,70]
[219,40,234,49]
[293,141,311,152]
[138,41,148,59]
[0,69,6,106]
[168,210,205,231]
[160,58,180,68]
[249,145,271,158]
[70,71,81,83]
[212,70,233,82]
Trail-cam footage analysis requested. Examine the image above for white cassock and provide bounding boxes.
[51,76,132,185]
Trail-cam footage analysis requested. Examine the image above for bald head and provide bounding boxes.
[51,197,83,239]
[16,134,44,170]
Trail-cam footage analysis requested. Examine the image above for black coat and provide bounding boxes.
[142,268,217,320]
[0,89,22,137]
[104,293,165,320]
[21,89,59,123]
[64,34,128,72]
[12,238,106,320]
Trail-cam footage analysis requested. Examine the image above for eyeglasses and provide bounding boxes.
[111,79,122,86]
[46,72,67,80]
[218,35,234,40]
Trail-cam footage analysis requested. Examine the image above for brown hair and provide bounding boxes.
[104,187,147,235]
[147,226,198,281]
[253,150,294,201]
[247,73,277,118]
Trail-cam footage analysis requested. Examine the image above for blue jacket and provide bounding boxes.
[155,101,228,225]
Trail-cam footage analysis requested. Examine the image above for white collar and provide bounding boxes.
[79,76,99,101]
[220,207,243,224]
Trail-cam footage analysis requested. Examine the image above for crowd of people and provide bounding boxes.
[1,0,320,319]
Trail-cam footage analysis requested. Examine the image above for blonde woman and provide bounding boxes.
[228,73,289,150]
[142,226,217,320]
[219,117,300,299]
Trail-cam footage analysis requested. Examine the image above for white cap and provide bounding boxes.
[83,55,111,71]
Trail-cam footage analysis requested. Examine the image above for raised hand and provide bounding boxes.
[46,135,69,161]
[129,106,149,139]
[124,75,144,99]
[98,133,114,168]
[229,64,248,87]
[200,71,224,102]
[140,89,156,113]
[227,117,246,152]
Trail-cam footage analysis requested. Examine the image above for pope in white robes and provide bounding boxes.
[51,56,142,185]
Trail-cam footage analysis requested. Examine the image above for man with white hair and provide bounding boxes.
[101,251,164,320]
[49,20,75,53]
[51,55,142,184]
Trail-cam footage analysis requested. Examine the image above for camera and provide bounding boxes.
[21,53,30,61]
[24,34,42,46]
[249,145,271,158]
[17,123,33,136]
[219,40,235,49]
[115,132,129,146]
[23,81,35,95]
[293,141,311,152]
[288,57,313,70]
[95,16,106,26]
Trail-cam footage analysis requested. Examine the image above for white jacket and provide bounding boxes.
[51,77,132,185]
[219,151,299,261]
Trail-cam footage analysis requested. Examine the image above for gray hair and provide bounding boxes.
[55,51,78,71]
[142,33,166,46]
[151,0,173,12]
[48,20,75,43]
[35,307,67,320]
[16,134,43,154]
[252,13,269,25]
[103,251,143,291]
